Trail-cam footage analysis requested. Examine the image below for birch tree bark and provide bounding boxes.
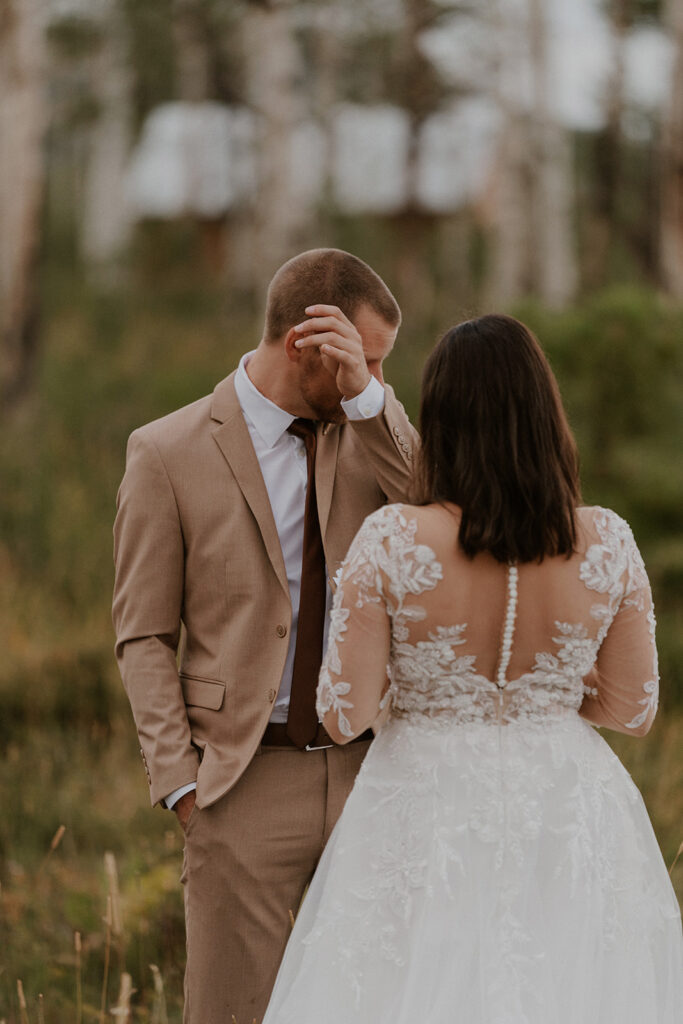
[483,0,531,306]
[310,2,344,230]
[660,0,683,297]
[240,0,310,291]
[0,0,47,408]
[527,0,577,307]
[484,0,576,308]
[81,1,134,275]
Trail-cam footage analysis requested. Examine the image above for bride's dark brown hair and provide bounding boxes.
[415,314,581,563]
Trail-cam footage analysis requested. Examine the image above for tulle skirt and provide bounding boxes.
[263,713,683,1024]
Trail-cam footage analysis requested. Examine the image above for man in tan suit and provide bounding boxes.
[113,249,418,1024]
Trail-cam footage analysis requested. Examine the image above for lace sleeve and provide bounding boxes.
[316,507,395,743]
[579,511,659,736]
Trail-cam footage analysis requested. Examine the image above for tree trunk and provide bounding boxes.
[239,0,310,293]
[81,0,134,277]
[0,0,46,409]
[484,0,576,308]
[173,0,211,102]
[483,0,530,307]
[388,0,441,322]
[660,0,683,297]
[310,2,344,234]
[171,0,231,278]
[587,0,628,290]
[527,0,577,308]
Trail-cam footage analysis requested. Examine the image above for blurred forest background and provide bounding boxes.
[1,0,683,1020]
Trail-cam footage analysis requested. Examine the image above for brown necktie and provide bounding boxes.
[286,418,327,747]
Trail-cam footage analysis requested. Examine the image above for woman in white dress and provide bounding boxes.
[262,314,683,1024]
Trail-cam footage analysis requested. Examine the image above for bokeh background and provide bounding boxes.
[1,0,682,1020]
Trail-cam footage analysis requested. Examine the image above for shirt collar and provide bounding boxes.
[234,352,295,448]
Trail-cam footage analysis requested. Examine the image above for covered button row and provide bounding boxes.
[392,425,412,454]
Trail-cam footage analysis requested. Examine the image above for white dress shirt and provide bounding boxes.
[165,354,385,809]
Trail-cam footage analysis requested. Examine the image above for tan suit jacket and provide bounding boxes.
[113,371,418,809]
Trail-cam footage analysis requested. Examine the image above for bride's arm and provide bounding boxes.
[579,530,658,737]
[316,514,392,744]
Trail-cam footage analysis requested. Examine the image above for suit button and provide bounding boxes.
[276,624,287,638]
[393,426,400,435]
[267,688,277,702]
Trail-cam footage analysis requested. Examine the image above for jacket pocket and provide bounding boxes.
[179,673,226,711]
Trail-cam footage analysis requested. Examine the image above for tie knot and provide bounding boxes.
[288,418,317,449]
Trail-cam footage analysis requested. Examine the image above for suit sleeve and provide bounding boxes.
[346,383,419,503]
[112,430,200,806]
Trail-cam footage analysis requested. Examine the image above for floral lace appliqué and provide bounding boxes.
[579,507,658,728]
[317,505,444,736]
[318,505,658,736]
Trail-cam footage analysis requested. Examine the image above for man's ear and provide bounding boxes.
[283,328,302,363]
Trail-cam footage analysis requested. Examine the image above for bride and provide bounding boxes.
[262,314,683,1023]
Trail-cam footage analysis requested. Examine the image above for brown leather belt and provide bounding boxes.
[261,722,373,749]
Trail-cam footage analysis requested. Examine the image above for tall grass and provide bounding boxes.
[1,713,682,1022]
[1,264,682,1020]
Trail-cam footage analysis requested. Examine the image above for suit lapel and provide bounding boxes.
[316,421,340,540]
[211,375,289,599]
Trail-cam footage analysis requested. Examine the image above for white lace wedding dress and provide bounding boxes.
[263,504,683,1024]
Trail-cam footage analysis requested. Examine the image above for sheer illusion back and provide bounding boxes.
[264,503,682,1024]
[317,503,658,738]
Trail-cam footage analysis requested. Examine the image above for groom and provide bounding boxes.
[112,248,418,1024]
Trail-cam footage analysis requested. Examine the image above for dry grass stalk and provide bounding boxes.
[74,931,82,1024]
[50,825,67,852]
[149,965,168,1024]
[37,824,66,876]
[670,839,683,876]
[37,995,45,1024]
[99,894,113,1024]
[110,973,134,1023]
[16,980,30,1024]
[103,852,123,939]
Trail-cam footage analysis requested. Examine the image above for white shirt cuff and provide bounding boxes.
[164,781,197,810]
[341,375,385,420]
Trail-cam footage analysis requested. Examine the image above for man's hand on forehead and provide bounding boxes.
[293,304,372,399]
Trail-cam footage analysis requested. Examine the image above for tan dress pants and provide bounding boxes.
[181,739,370,1024]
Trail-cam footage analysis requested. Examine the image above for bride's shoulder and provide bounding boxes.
[354,504,450,557]
[352,504,445,590]
[359,502,420,537]
[576,504,638,552]
[362,502,455,535]
[577,504,633,534]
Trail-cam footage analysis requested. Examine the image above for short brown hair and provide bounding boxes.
[415,314,581,563]
[263,248,401,341]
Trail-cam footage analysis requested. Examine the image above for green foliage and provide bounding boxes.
[1,269,682,1020]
